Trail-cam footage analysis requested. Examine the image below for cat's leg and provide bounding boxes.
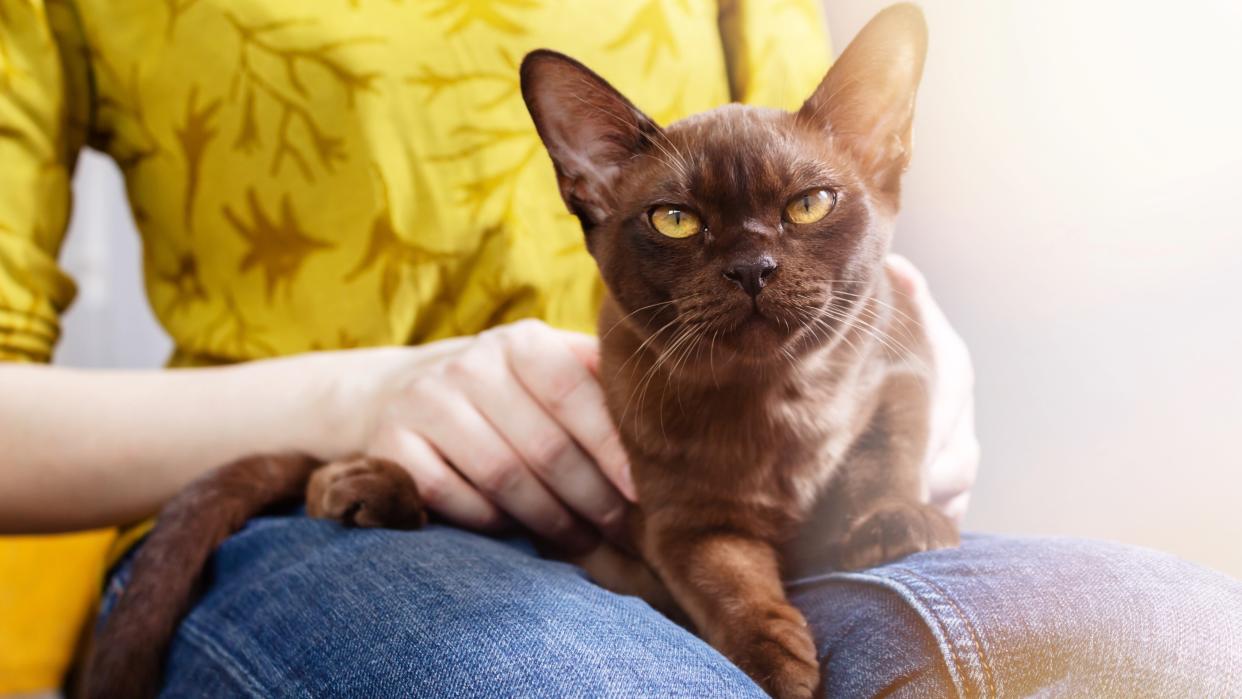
[306,456,426,530]
[643,516,819,699]
[826,373,958,572]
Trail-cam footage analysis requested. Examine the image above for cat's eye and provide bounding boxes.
[784,189,837,225]
[649,205,703,239]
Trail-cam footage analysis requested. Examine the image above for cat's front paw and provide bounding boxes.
[728,604,820,699]
[306,457,426,530]
[837,500,959,571]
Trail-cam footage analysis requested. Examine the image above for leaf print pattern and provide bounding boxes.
[156,250,209,318]
[196,290,277,358]
[428,124,540,222]
[175,86,221,233]
[162,0,202,38]
[347,166,462,310]
[606,0,679,73]
[224,12,383,180]
[406,48,519,112]
[424,0,540,36]
[222,189,333,300]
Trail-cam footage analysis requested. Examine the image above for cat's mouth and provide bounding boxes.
[715,300,797,355]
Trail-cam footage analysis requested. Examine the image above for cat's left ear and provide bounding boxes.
[521,50,662,230]
[798,3,928,199]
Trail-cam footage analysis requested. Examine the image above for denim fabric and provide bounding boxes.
[101,519,1242,698]
[790,535,1242,697]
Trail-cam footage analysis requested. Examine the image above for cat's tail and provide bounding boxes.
[78,453,321,699]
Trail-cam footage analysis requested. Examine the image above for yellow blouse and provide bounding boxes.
[0,0,830,690]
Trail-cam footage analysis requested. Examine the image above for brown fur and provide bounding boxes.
[78,455,424,699]
[522,5,956,697]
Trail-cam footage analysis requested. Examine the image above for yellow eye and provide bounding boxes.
[784,189,836,225]
[649,206,703,239]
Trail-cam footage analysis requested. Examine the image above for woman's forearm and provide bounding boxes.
[0,350,408,533]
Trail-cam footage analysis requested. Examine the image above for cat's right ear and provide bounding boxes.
[798,4,927,200]
[521,50,662,230]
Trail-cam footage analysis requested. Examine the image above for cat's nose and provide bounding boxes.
[723,257,777,298]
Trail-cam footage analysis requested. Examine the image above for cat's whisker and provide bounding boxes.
[615,293,708,379]
[622,322,697,434]
[667,322,707,414]
[660,328,696,421]
[637,324,699,440]
[603,292,705,341]
[785,288,910,362]
[817,305,931,379]
[617,315,681,381]
[601,300,676,340]
[831,288,920,329]
[792,303,865,359]
[708,328,720,389]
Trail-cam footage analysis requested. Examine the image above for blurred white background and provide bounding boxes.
[54,0,1242,577]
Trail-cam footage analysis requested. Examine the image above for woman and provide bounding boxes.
[2,1,1238,696]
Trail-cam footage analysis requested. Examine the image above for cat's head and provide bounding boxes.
[521,4,926,362]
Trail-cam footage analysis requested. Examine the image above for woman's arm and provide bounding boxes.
[0,325,636,550]
[0,350,393,533]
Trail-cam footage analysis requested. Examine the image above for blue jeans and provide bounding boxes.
[101,515,1242,697]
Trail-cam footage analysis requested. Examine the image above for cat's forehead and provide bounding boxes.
[655,104,843,208]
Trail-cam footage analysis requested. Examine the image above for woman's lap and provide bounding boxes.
[147,518,760,698]
[104,516,1242,698]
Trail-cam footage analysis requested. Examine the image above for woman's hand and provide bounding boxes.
[342,320,634,553]
[887,255,980,524]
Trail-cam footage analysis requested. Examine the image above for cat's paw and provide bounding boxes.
[836,500,959,571]
[729,604,820,699]
[306,457,427,530]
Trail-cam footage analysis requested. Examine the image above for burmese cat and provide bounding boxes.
[83,6,954,699]
[521,4,955,696]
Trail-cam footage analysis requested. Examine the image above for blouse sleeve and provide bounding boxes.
[0,0,91,363]
[717,0,834,111]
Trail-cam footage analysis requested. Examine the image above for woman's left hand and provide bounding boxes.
[887,254,980,524]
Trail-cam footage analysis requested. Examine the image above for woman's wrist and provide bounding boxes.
[307,338,470,461]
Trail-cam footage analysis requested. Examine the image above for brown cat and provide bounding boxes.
[82,5,954,699]
[521,4,955,697]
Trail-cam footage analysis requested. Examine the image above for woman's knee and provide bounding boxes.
[790,535,1242,698]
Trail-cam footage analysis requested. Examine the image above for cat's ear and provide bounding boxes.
[521,50,662,230]
[798,3,927,198]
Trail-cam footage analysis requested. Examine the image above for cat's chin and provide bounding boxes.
[719,312,796,361]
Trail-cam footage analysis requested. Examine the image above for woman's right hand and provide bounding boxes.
[334,319,636,553]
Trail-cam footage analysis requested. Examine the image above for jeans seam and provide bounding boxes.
[177,619,277,698]
[892,567,996,699]
[814,571,969,699]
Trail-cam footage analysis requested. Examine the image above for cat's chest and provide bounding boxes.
[634,368,870,501]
